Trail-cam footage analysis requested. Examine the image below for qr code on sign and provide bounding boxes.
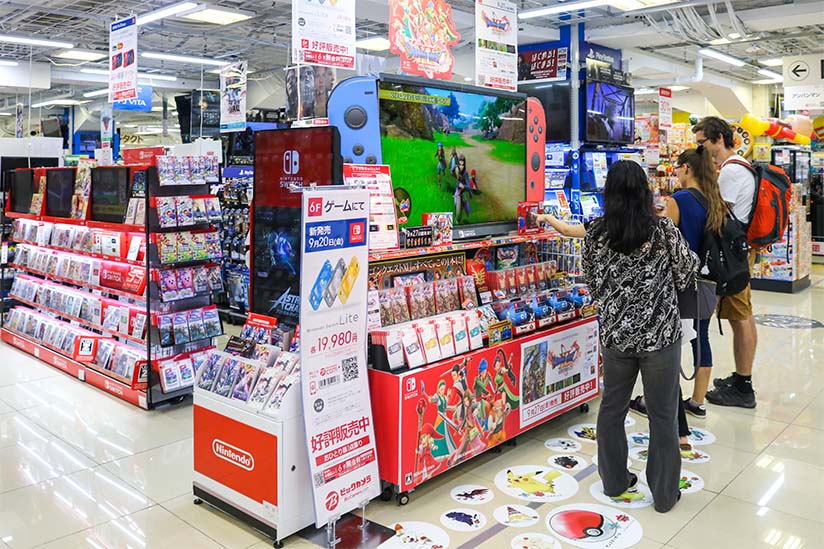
[342,356,359,382]
[313,472,324,487]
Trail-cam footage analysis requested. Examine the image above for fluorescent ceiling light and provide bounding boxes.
[54,49,105,61]
[698,48,745,67]
[520,0,610,19]
[80,68,178,81]
[0,112,12,116]
[136,2,198,26]
[634,88,656,95]
[752,78,782,85]
[669,85,690,92]
[608,0,677,10]
[356,37,391,51]
[31,99,82,108]
[709,37,730,45]
[0,59,19,67]
[0,34,73,49]
[760,58,783,67]
[142,51,227,66]
[83,88,109,98]
[181,7,253,25]
[728,32,741,39]
[757,68,783,80]
[207,67,255,75]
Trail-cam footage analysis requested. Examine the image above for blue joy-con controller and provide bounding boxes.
[327,76,382,165]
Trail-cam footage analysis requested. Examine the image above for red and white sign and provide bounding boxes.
[343,164,400,252]
[292,0,355,69]
[109,17,138,102]
[99,261,147,296]
[122,147,166,165]
[389,0,461,80]
[475,0,518,92]
[72,335,102,363]
[659,88,673,131]
[813,240,824,256]
[518,47,568,82]
[300,189,380,527]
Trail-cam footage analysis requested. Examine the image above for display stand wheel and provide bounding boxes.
[193,498,203,505]
[505,437,518,447]
[397,492,410,506]
[273,541,284,549]
[380,484,394,502]
[580,403,590,413]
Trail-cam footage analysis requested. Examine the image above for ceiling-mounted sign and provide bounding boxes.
[475,0,518,92]
[109,16,138,102]
[783,54,824,85]
[783,85,824,111]
[389,0,461,80]
[220,61,248,133]
[582,42,622,70]
[113,85,153,112]
[292,0,356,69]
[658,88,672,131]
[518,47,568,83]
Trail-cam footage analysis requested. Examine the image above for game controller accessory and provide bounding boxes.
[526,97,546,202]
[327,76,382,165]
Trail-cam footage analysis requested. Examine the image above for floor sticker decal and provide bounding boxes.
[494,465,579,503]
[626,431,650,447]
[624,415,636,427]
[546,504,643,548]
[589,480,654,508]
[544,437,583,453]
[493,504,540,527]
[439,508,486,532]
[450,485,494,505]
[687,427,716,446]
[547,453,589,473]
[510,532,562,549]
[641,469,705,494]
[380,521,450,548]
[628,447,648,462]
[629,447,711,464]
[568,423,598,443]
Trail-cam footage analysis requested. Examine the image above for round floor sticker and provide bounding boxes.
[546,504,643,548]
[592,454,633,468]
[589,480,654,509]
[687,427,716,446]
[629,447,711,464]
[641,469,705,494]
[381,521,450,548]
[440,508,486,532]
[545,437,583,453]
[624,415,636,427]
[626,432,650,447]
[547,454,588,473]
[450,484,494,505]
[511,532,562,549]
[493,504,540,528]
[568,423,598,443]
[494,465,579,503]
[628,447,649,462]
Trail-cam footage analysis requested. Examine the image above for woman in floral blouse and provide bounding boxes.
[582,160,698,513]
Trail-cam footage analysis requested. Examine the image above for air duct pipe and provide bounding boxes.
[633,56,703,89]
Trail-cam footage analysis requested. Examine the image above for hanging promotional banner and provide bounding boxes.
[220,61,248,133]
[292,0,356,69]
[100,104,114,148]
[475,0,518,91]
[15,103,23,138]
[109,16,138,102]
[343,164,400,252]
[299,188,380,527]
[783,85,824,110]
[518,47,568,82]
[113,85,153,112]
[659,88,673,131]
[389,0,461,80]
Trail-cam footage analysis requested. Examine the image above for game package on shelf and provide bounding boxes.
[152,195,222,228]
[6,307,147,387]
[156,155,220,187]
[153,230,223,265]
[154,264,224,302]
[10,275,148,340]
[11,219,147,264]
[154,305,223,347]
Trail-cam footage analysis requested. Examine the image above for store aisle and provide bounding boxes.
[0,268,822,549]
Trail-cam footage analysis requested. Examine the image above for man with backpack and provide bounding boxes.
[692,117,758,409]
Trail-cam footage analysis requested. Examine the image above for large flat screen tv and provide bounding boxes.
[522,82,571,144]
[9,169,34,213]
[378,76,526,238]
[45,169,75,218]
[90,167,130,223]
[585,80,635,145]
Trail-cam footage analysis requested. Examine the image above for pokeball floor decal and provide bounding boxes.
[546,504,643,548]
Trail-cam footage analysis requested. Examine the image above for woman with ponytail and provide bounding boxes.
[668,146,727,419]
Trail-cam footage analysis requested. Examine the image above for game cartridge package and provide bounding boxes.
[230,362,259,402]
[158,314,174,346]
[177,358,196,387]
[175,232,194,262]
[310,259,334,311]
[390,287,411,324]
[157,156,177,186]
[400,326,425,368]
[324,258,346,308]
[176,196,195,226]
[176,268,195,299]
[206,197,222,222]
[435,318,455,358]
[159,361,182,392]
[451,314,470,354]
[135,200,147,225]
[247,367,279,410]
[459,276,478,309]
[535,262,548,291]
[157,234,177,264]
[384,328,405,371]
[193,266,209,294]
[465,312,483,350]
[435,279,460,314]
[156,197,178,228]
[337,256,360,305]
[378,290,394,326]
[102,305,122,332]
[159,269,179,301]
[207,266,223,292]
[262,373,297,415]
[187,308,206,341]
[205,231,222,259]
[417,322,441,364]
[196,353,223,391]
[124,199,138,225]
[505,269,518,298]
[172,312,190,344]
[202,307,222,337]
[176,156,193,185]
[192,198,208,224]
[132,313,147,339]
[95,340,116,370]
[212,358,241,397]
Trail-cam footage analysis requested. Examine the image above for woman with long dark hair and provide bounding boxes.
[583,160,698,513]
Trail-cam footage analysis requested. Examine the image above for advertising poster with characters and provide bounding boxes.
[377,317,598,492]
[475,0,518,91]
[520,319,600,429]
[388,0,461,80]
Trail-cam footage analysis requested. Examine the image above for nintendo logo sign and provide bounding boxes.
[212,439,255,471]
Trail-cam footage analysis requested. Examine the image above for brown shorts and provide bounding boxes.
[717,250,756,321]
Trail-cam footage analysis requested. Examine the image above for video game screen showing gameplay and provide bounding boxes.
[378,81,526,227]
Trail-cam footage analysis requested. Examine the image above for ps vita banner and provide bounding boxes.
[299,188,380,527]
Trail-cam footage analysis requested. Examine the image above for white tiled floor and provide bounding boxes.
[0,267,822,548]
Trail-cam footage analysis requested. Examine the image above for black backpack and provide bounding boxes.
[684,188,751,297]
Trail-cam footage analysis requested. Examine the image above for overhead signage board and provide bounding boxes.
[783,54,824,85]
[109,16,138,102]
[475,0,518,92]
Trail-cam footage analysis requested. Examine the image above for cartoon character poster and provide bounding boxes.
[475,0,518,91]
[389,0,461,80]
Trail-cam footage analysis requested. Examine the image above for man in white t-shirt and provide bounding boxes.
[692,117,757,409]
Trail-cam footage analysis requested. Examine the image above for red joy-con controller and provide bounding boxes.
[526,97,546,203]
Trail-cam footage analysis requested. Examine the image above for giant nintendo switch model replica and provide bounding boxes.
[328,75,547,240]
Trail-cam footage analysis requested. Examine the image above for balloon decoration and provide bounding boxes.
[729,122,753,158]
[738,113,813,146]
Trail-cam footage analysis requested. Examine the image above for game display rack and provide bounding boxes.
[214,165,253,324]
[1,157,224,409]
